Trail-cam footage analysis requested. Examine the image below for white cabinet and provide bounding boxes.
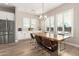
[16,30,42,41]
[16,31,31,40]
[0,11,14,21]
[16,32,24,40]
[23,32,31,39]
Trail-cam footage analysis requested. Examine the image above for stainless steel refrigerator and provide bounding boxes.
[0,19,15,44]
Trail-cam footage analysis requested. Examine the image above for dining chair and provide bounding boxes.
[30,33,35,39]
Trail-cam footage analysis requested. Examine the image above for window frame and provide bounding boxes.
[56,8,74,36]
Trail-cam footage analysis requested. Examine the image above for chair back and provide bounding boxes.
[30,33,35,39]
[42,37,52,48]
[42,37,58,51]
[35,35,42,44]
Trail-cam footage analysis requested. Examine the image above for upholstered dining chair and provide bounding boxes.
[35,35,42,44]
[41,37,58,52]
[30,33,40,48]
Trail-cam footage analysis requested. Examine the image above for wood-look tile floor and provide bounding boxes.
[0,39,79,56]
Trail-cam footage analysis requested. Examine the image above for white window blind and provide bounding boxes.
[23,17,30,28]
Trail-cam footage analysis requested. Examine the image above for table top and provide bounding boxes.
[33,32,71,41]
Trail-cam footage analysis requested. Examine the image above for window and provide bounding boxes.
[23,17,30,29]
[45,17,50,31]
[40,8,73,36]
[31,18,38,29]
[56,8,73,35]
[23,17,38,30]
[64,9,73,35]
[45,16,54,32]
[50,16,54,32]
[56,13,63,34]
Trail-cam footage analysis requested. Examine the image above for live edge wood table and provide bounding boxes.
[33,32,71,56]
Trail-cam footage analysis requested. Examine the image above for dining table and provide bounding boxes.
[33,32,71,55]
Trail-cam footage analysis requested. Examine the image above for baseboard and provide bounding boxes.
[15,38,31,43]
[65,42,79,48]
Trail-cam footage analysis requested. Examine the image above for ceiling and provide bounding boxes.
[9,3,63,15]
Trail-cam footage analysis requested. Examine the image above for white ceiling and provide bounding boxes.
[9,3,63,15]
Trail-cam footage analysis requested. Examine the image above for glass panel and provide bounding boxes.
[31,18,38,30]
[50,16,54,33]
[64,9,73,35]
[44,16,54,32]
[23,17,30,28]
[41,20,45,31]
[45,17,50,32]
[56,13,63,35]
